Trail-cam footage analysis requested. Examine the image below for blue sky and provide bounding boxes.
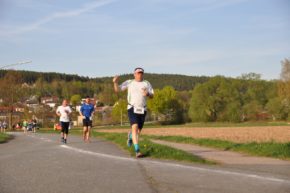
[0,0,289,79]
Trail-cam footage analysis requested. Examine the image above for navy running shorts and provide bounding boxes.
[83,118,92,127]
[60,121,70,134]
[128,107,147,130]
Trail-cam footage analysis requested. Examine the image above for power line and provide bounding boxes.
[0,61,32,70]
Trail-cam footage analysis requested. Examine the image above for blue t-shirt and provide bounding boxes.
[80,103,95,119]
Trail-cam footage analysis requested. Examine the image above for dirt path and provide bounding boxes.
[151,139,290,165]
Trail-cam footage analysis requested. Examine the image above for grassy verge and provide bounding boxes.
[0,133,11,143]
[38,128,290,161]
[150,135,290,160]
[38,128,214,164]
[92,131,214,164]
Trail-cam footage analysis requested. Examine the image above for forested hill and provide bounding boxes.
[0,70,91,83]
[0,70,210,90]
[101,73,210,90]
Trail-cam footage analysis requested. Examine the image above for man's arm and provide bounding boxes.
[113,76,120,93]
[142,89,154,99]
[56,107,61,117]
[147,92,154,99]
[67,107,72,115]
[79,106,85,118]
[143,82,154,99]
[91,105,95,117]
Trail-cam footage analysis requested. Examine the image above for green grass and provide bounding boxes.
[150,135,290,160]
[38,128,213,164]
[92,131,214,164]
[0,133,11,143]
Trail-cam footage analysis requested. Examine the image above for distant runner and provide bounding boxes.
[3,120,7,132]
[56,99,72,144]
[23,120,28,134]
[80,96,95,143]
[0,121,2,133]
[113,67,154,158]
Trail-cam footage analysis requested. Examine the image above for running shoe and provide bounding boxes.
[136,152,143,158]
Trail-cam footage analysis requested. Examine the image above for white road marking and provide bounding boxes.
[21,133,290,184]
[59,144,290,184]
[25,133,52,142]
[60,144,135,162]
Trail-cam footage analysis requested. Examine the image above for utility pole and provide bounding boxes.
[120,109,123,126]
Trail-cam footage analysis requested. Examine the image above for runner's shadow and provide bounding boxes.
[142,147,153,158]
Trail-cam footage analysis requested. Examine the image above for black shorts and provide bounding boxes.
[83,118,92,127]
[60,122,70,134]
[128,107,147,130]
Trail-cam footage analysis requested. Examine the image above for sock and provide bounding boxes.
[134,144,140,153]
[129,133,132,140]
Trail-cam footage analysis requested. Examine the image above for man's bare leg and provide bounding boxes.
[86,127,91,142]
[61,132,64,143]
[132,124,143,157]
[83,127,87,141]
[131,124,138,145]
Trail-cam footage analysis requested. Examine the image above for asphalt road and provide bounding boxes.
[0,132,289,193]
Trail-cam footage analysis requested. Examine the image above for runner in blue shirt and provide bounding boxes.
[80,96,95,142]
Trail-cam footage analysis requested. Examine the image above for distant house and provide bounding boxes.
[0,104,25,113]
[41,96,59,108]
[25,96,39,108]
[21,83,35,88]
[0,106,12,113]
[15,106,25,113]
[0,106,25,125]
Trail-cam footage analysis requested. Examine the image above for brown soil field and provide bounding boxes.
[97,126,290,143]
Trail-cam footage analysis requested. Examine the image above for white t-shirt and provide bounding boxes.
[56,105,72,122]
[119,79,154,110]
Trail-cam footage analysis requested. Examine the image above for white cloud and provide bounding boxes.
[0,0,115,37]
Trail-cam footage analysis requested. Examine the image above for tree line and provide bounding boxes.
[113,59,290,124]
[0,58,289,125]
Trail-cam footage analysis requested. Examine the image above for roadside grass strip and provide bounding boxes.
[150,135,290,160]
[92,131,214,164]
[38,129,213,164]
[0,133,11,143]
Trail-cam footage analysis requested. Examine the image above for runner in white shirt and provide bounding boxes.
[113,67,154,158]
[56,99,72,144]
